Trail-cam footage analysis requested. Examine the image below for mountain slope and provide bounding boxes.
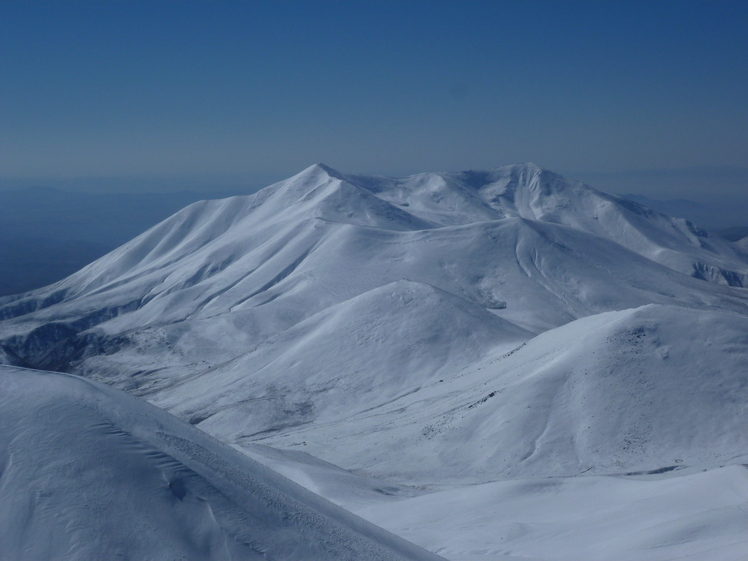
[149,280,531,434]
[238,304,748,484]
[2,163,747,324]
[0,365,443,561]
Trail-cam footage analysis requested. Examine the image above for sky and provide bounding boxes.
[1,0,747,203]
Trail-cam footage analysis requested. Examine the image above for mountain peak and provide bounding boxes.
[506,161,543,173]
[295,163,346,182]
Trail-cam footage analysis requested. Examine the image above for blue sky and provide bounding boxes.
[1,1,747,201]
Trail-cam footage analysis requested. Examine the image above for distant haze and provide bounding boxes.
[567,167,748,227]
[1,164,745,229]
[0,188,239,296]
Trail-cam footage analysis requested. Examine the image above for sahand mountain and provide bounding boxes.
[1,163,747,560]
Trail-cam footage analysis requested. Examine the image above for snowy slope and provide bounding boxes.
[231,304,748,484]
[357,466,748,561]
[239,444,748,561]
[149,280,531,435]
[0,365,443,561]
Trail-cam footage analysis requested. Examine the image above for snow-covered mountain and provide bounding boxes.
[1,163,747,473]
[1,163,747,560]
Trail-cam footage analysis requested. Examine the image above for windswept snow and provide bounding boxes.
[230,437,748,561]
[0,365,442,561]
[357,466,748,561]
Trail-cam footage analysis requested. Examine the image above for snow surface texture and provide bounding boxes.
[357,465,748,561]
[243,444,748,561]
[1,163,748,560]
[0,365,442,561]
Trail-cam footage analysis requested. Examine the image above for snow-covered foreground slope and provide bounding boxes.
[0,365,442,561]
[358,466,748,561]
[240,444,748,561]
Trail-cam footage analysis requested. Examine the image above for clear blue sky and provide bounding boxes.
[1,1,747,201]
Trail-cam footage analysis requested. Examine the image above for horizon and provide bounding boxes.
[2,162,748,205]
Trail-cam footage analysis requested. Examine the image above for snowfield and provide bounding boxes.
[1,163,747,560]
[356,465,748,561]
